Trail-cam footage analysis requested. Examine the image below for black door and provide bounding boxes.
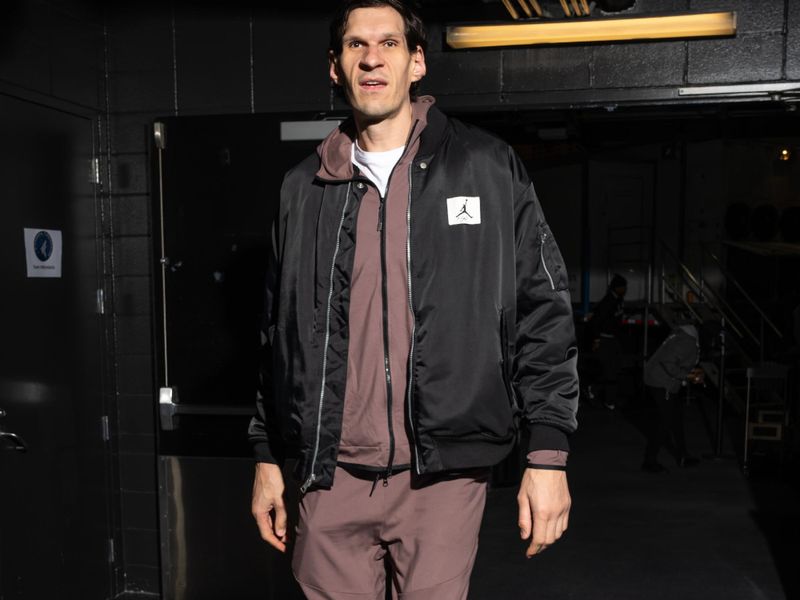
[0,94,110,599]
[153,113,332,599]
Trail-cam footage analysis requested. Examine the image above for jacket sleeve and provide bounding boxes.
[246,214,286,465]
[509,150,580,454]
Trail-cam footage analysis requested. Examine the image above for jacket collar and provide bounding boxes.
[315,96,437,183]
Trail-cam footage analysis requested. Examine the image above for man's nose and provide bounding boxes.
[359,44,383,69]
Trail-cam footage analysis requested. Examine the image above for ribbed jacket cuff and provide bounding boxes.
[527,424,570,453]
[253,441,279,464]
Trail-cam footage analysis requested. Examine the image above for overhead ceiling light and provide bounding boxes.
[446,11,736,49]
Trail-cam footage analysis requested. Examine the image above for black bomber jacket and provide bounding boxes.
[248,104,579,492]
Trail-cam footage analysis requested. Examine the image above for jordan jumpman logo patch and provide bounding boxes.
[446,196,481,225]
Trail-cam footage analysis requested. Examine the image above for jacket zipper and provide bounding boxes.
[406,165,422,474]
[374,122,419,482]
[301,182,352,494]
[539,230,556,291]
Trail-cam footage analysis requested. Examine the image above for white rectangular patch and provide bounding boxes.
[24,228,63,278]
[446,196,481,226]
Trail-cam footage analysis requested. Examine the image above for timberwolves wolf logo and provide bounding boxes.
[34,231,54,261]
[446,196,481,226]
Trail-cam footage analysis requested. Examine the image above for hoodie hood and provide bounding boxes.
[315,95,436,182]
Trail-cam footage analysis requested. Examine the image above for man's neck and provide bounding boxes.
[354,104,414,152]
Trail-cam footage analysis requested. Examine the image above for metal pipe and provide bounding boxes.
[154,122,170,387]
[716,318,727,458]
[644,263,651,362]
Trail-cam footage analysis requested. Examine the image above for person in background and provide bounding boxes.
[641,323,703,473]
[587,273,627,410]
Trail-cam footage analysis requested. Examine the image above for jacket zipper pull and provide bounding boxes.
[382,471,389,488]
[539,229,556,291]
[369,473,380,497]
[300,473,316,494]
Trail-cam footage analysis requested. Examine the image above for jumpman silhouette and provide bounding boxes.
[455,199,473,220]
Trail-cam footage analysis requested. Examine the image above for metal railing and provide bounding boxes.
[655,239,786,364]
[700,246,783,360]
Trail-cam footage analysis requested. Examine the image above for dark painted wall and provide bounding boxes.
[0,0,102,109]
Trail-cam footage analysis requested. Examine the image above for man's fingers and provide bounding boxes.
[517,492,532,540]
[274,498,288,539]
[253,509,286,553]
[251,463,288,552]
[545,514,559,545]
[555,514,568,540]
[527,510,550,558]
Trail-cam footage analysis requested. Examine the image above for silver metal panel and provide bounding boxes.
[159,456,304,600]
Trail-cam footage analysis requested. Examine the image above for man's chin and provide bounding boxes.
[353,105,393,125]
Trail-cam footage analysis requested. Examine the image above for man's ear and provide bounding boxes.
[411,46,427,82]
[329,51,340,86]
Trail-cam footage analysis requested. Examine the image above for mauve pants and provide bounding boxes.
[292,466,489,600]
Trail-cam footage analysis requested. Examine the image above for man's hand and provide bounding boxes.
[251,462,288,552]
[517,468,571,558]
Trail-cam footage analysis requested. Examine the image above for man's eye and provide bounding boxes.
[348,41,362,48]
[385,40,397,47]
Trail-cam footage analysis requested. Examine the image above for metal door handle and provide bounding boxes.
[0,431,28,452]
[158,387,254,431]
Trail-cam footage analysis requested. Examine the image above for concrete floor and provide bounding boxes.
[470,399,797,600]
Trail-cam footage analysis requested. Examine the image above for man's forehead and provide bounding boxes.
[343,6,405,38]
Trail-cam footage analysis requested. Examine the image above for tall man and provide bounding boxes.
[249,2,579,598]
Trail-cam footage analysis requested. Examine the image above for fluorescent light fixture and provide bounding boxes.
[446,11,736,49]
[678,82,800,97]
[280,120,342,141]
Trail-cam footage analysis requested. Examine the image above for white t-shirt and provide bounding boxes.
[352,141,405,198]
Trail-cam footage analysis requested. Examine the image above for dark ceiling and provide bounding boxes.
[61,0,639,22]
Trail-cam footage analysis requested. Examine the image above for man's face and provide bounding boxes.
[329,6,426,124]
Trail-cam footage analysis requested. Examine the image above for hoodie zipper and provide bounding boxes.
[540,230,556,291]
[378,186,396,481]
[375,121,419,482]
[301,182,352,494]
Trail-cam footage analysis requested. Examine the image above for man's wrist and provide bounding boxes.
[526,449,568,471]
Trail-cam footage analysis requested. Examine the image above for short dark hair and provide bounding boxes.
[328,0,428,58]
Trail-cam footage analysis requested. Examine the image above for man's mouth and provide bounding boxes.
[360,79,388,90]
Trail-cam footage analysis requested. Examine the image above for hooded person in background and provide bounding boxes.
[587,273,627,409]
[641,323,704,473]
